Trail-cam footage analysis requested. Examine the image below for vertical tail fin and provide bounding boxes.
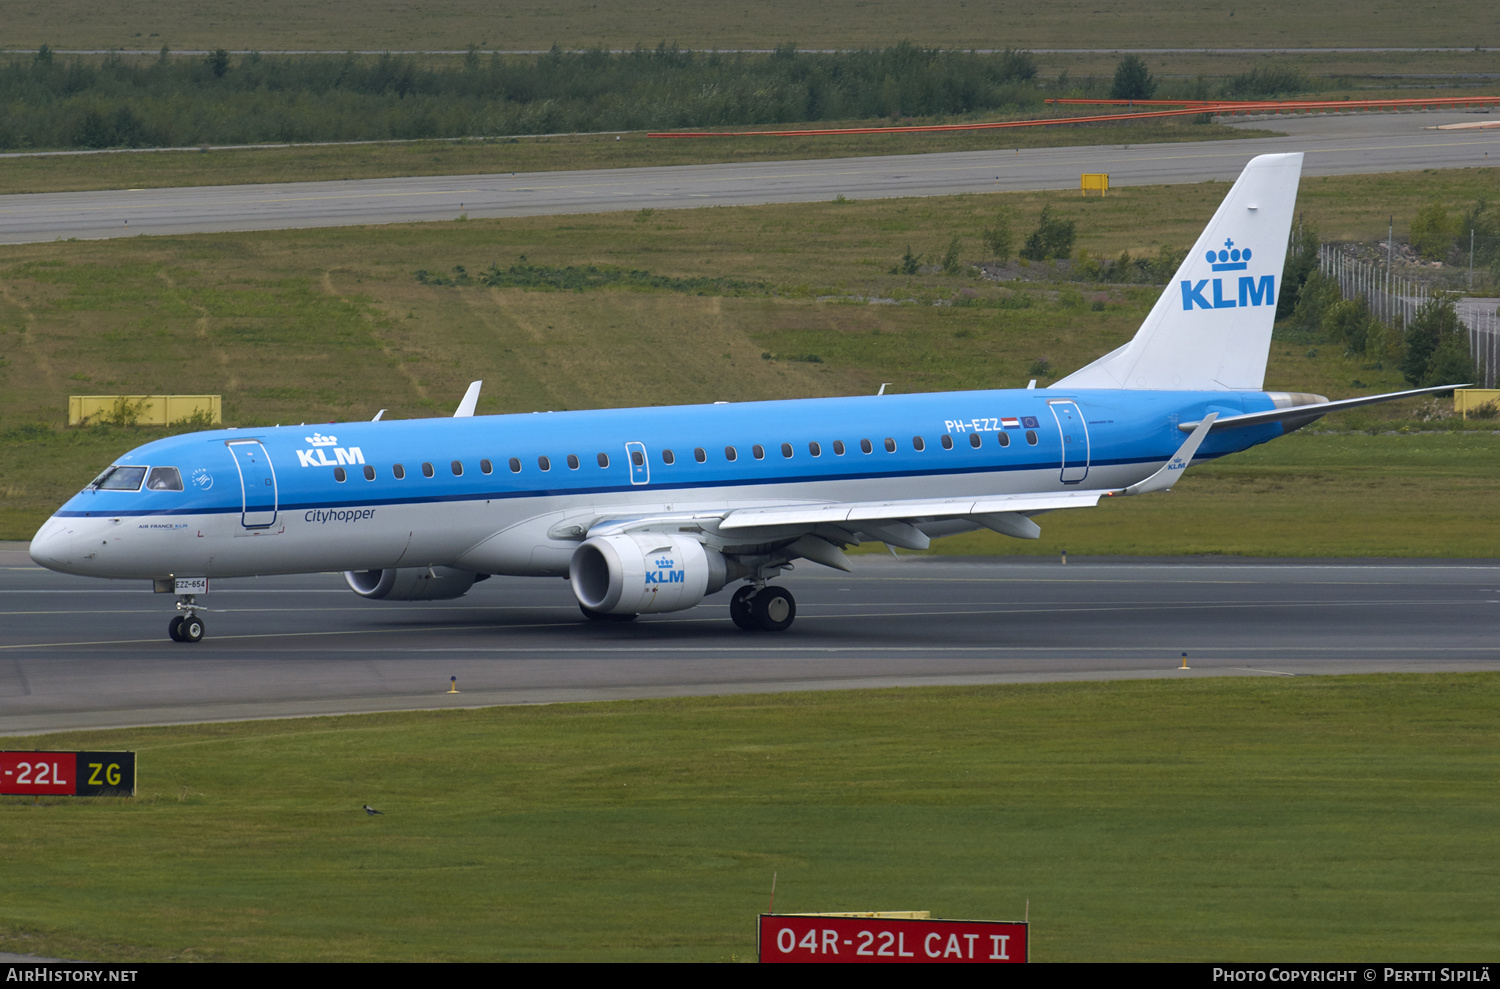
[1054,152,1303,391]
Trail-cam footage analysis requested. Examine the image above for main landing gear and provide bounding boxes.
[168,595,206,643]
[730,584,796,632]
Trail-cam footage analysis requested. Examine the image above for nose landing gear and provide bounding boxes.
[730,584,796,631]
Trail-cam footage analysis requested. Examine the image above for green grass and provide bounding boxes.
[4,169,1497,544]
[0,117,1268,195]
[3,675,1497,961]
[9,0,1496,53]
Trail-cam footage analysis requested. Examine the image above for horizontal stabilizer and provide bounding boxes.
[1180,384,1472,432]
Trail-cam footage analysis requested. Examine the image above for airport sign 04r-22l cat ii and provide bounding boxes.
[29,153,1460,641]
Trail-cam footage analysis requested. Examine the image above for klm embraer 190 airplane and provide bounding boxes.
[29,153,1456,641]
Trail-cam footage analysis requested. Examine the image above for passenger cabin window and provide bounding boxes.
[752,445,765,460]
[998,432,1011,448]
[1026,430,1038,446]
[91,465,147,491]
[480,459,493,474]
[833,440,846,456]
[599,453,611,468]
[146,467,183,491]
[662,449,675,465]
[859,439,873,454]
[567,455,580,470]
[538,456,551,471]
[940,435,954,450]
[509,458,521,473]
[451,460,464,476]
[393,463,406,479]
[422,462,435,478]
[781,443,793,459]
[694,448,707,463]
[724,446,737,462]
[363,465,376,481]
[911,436,925,452]
[969,433,982,449]
[884,437,896,453]
[808,441,821,457]
[334,467,347,482]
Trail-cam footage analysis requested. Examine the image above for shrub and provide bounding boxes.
[1286,269,1338,339]
[1410,202,1458,262]
[1019,205,1075,261]
[941,235,962,275]
[1401,295,1476,390]
[982,209,1013,262]
[1110,55,1155,101]
[1323,297,1372,354]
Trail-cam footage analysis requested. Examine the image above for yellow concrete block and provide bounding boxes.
[69,395,222,427]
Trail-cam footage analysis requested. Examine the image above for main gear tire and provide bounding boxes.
[751,585,796,632]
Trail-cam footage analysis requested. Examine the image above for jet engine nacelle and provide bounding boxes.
[344,566,479,601]
[570,534,729,615]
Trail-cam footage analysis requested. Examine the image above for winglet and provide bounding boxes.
[371,409,386,421]
[453,381,482,418]
[1125,413,1217,495]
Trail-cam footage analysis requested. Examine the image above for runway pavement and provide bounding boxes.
[1,111,1496,244]
[2,546,1496,734]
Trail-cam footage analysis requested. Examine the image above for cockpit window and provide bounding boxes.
[90,465,147,491]
[146,467,184,491]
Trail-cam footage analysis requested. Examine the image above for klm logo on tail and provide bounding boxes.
[1180,238,1275,311]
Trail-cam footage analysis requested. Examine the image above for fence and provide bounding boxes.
[1317,244,1500,388]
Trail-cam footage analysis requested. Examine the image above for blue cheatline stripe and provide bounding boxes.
[50,452,1188,520]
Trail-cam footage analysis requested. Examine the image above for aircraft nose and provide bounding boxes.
[29,517,78,573]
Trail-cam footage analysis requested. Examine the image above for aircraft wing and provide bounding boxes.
[719,490,1105,530]
[582,413,1217,570]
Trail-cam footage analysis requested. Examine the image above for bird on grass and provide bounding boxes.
[363,804,383,816]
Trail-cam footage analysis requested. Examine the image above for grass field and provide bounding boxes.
[3,168,1498,545]
[2,676,1496,962]
[7,1,1496,54]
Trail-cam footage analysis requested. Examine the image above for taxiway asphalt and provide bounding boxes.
[2,548,1496,734]
[1,111,1496,244]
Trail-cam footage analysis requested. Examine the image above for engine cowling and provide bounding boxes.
[569,534,728,615]
[344,566,480,601]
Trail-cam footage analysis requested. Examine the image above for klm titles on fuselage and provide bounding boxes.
[296,433,365,469]
[1180,239,1275,312]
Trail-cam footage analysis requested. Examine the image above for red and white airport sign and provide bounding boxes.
[1,751,136,797]
[758,914,1027,963]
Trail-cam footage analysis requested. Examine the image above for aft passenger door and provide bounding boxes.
[227,440,279,527]
[1047,400,1089,484]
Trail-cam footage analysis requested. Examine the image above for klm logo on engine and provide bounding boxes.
[296,432,365,469]
[645,555,684,585]
[1180,238,1275,311]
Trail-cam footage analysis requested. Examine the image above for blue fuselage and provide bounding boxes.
[31,387,1283,581]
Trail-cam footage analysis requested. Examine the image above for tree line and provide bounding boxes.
[0,43,1042,149]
